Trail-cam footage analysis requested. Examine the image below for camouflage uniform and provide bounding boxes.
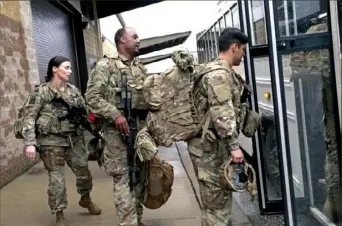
[188,59,245,226]
[290,21,340,222]
[85,54,149,226]
[21,82,98,215]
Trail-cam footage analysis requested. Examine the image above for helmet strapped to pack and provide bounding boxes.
[220,158,257,200]
[142,156,174,209]
[134,128,175,209]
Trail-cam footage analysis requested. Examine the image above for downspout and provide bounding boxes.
[92,0,103,60]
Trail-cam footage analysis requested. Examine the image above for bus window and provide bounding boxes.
[215,21,221,38]
[219,16,225,33]
[210,27,216,59]
[206,31,214,61]
[200,38,205,63]
[214,22,220,54]
[204,33,210,62]
[232,6,240,29]
[225,11,233,28]
[196,40,202,63]
[249,0,267,45]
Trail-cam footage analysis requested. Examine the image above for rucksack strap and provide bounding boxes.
[192,65,230,143]
[200,112,211,144]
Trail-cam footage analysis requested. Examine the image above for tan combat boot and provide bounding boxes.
[56,211,66,226]
[79,193,102,215]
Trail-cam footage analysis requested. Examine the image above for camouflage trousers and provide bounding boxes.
[324,113,341,202]
[103,126,143,226]
[324,138,341,222]
[187,137,233,226]
[39,139,93,214]
[325,140,340,200]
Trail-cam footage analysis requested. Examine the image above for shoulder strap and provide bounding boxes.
[191,64,231,142]
[46,82,60,100]
[163,66,176,77]
[193,63,230,86]
[18,83,50,118]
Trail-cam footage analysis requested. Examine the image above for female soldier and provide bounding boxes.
[21,56,101,226]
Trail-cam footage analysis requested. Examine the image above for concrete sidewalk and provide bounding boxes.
[0,143,252,226]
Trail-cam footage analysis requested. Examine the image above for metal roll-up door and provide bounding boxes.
[30,0,79,87]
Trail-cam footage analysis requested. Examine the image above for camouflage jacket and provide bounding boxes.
[85,54,149,124]
[193,59,245,151]
[22,82,85,147]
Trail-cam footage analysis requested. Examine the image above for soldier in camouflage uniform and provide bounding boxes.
[187,28,249,226]
[85,27,149,226]
[289,19,340,223]
[21,56,101,226]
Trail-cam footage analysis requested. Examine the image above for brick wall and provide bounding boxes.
[102,37,117,57]
[83,21,100,71]
[0,1,40,188]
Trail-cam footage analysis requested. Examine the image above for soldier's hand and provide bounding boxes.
[231,148,244,163]
[114,115,130,135]
[25,145,36,160]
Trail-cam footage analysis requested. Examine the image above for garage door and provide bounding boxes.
[30,0,79,87]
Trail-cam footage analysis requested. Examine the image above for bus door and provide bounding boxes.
[263,0,341,225]
[239,0,285,215]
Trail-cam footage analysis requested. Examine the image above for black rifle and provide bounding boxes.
[53,98,104,166]
[119,72,140,191]
[241,83,252,104]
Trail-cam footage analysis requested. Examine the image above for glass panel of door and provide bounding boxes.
[280,48,341,225]
[242,0,285,214]
[252,56,283,203]
[269,0,341,225]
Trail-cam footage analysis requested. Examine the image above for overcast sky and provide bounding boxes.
[100,1,220,73]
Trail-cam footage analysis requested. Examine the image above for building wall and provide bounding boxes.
[0,1,40,188]
[0,1,105,189]
[84,24,118,71]
[83,21,100,71]
[102,37,117,57]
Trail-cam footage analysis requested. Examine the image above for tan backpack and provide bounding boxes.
[142,156,174,209]
[13,84,50,139]
[142,63,223,147]
[142,61,261,147]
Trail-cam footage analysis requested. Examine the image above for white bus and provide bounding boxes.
[196,1,341,225]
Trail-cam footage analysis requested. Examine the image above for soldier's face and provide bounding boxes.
[121,28,140,56]
[53,61,72,82]
[232,43,246,66]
